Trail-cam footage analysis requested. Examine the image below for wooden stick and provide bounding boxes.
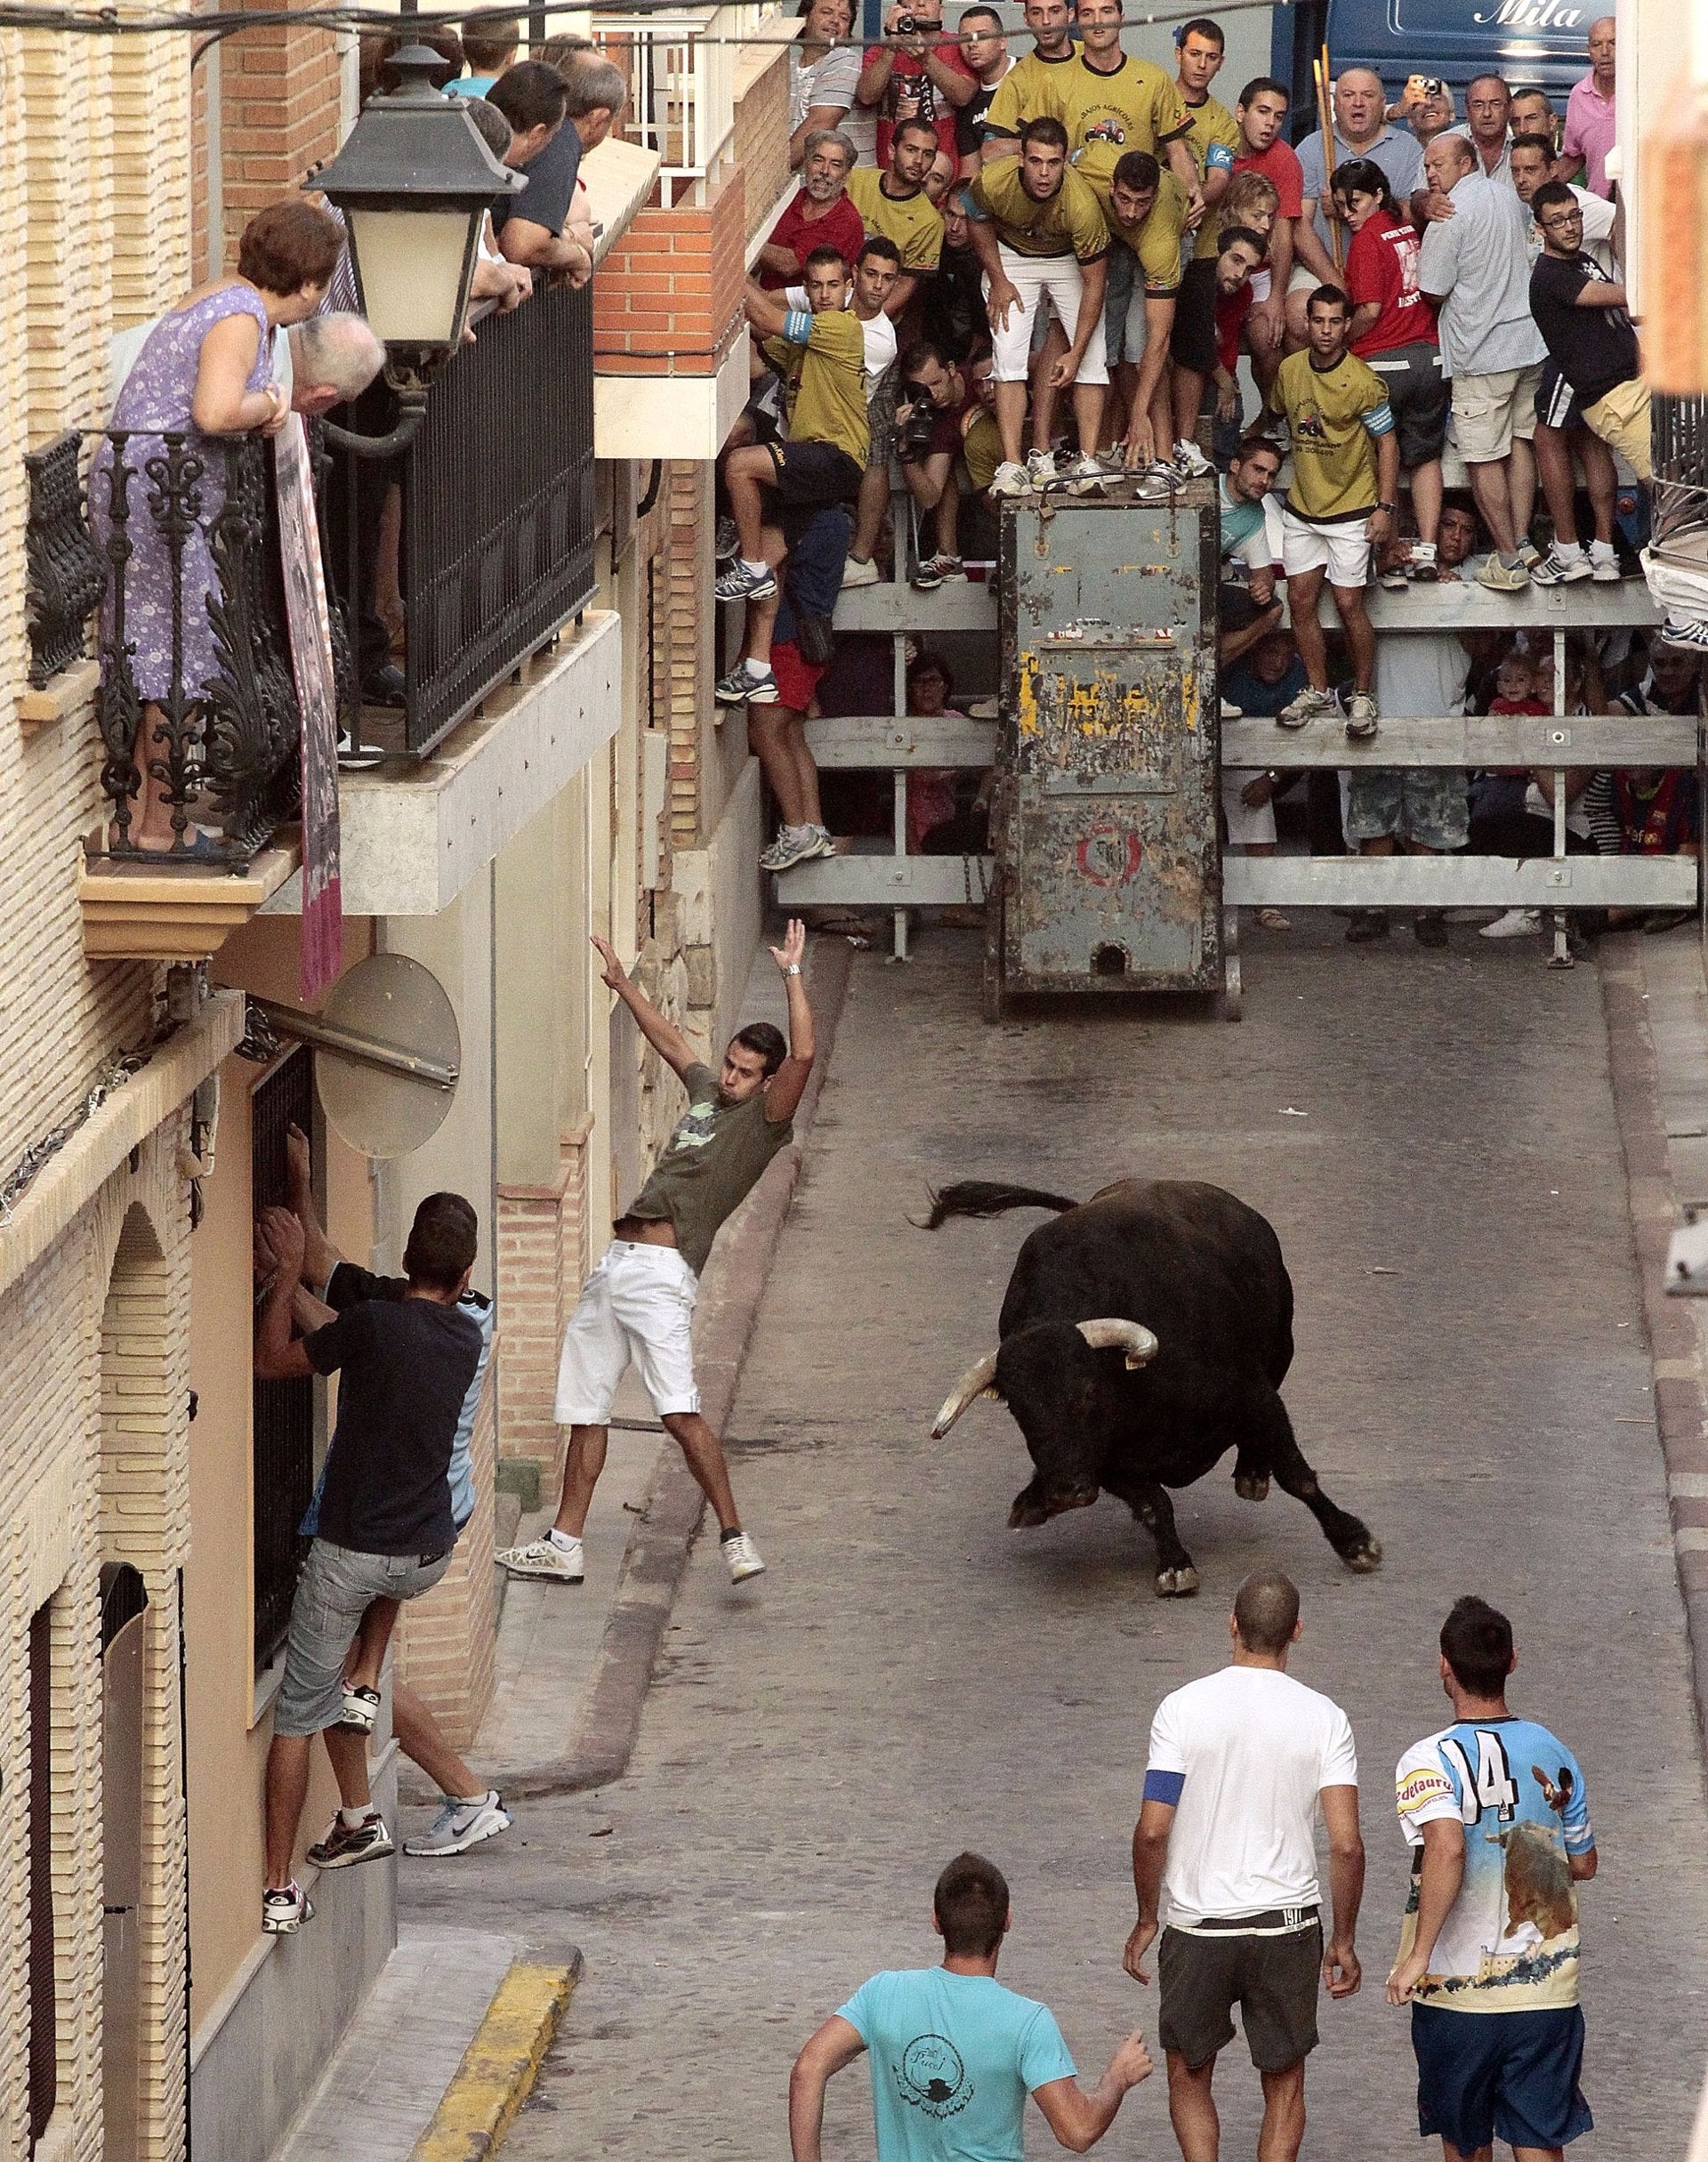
[1319,41,1343,271]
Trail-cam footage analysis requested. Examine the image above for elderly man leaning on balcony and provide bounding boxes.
[493,44,624,286]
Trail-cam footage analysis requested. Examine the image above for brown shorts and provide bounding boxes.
[1158,1920,1322,2072]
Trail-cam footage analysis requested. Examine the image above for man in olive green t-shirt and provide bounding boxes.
[498,923,816,1591]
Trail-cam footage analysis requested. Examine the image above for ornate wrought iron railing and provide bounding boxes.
[22,424,341,864]
[323,276,599,758]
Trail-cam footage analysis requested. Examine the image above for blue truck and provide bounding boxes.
[1275,0,1592,125]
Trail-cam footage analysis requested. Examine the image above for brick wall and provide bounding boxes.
[397,1378,497,1749]
[592,163,749,378]
[214,0,342,263]
[733,45,791,248]
[661,463,715,851]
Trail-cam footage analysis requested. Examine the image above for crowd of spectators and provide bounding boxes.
[726,8,1690,938]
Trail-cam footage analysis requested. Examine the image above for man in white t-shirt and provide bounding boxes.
[1124,1572,1365,2162]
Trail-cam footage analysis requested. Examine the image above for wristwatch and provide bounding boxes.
[1376,500,1396,513]
[782,964,802,976]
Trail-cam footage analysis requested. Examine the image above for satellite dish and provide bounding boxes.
[314,953,460,1158]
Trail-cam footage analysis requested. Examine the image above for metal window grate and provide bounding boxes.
[252,1048,316,1673]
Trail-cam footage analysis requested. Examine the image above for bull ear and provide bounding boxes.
[931,1351,1002,1437]
[1076,1318,1158,1369]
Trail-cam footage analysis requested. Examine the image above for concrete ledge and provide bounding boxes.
[410,1959,579,2162]
[594,331,752,462]
[502,934,856,1798]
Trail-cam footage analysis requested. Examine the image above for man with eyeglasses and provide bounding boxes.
[1527,179,1650,484]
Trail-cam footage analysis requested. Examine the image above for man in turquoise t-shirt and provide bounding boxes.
[789,1852,1153,2160]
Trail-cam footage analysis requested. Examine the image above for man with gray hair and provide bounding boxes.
[285,314,385,413]
[1125,1571,1365,2162]
[493,44,622,283]
[757,127,865,290]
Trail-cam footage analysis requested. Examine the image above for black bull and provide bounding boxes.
[925,1178,1382,1597]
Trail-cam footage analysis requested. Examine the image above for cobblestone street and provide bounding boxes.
[407,924,1708,2159]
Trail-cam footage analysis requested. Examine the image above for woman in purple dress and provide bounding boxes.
[97,199,345,851]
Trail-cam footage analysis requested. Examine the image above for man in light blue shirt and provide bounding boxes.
[1288,68,1422,343]
[789,1852,1153,2159]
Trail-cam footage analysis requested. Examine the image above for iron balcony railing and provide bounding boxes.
[324,277,599,759]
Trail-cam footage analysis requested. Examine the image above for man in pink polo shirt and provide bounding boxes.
[1561,19,1615,199]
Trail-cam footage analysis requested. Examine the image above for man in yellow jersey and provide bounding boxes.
[1105,150,1186,465]
[1170,16,1238,458]
[846,115,947,320]
[980,0,1078,164]
[965,116,1109,492]
[717,248,869,616]
[1265,283,1398,741]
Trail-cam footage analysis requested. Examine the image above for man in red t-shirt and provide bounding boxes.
[756,127,866,290]
[858,0,979,165]
[1335,159,1448,578]
[1229,77,1301,378]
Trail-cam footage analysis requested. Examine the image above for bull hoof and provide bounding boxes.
[1234,1472,1269,1502]
[1339,1530,1383,1573]
[1154,1566,1201,1598]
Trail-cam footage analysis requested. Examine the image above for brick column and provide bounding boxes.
[214,0,342,266]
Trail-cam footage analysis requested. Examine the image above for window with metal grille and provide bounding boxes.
[28,1599,56,2147]
[252,1048,317,1673]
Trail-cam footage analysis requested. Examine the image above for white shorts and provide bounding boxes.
[1281,505,1372,590]
[553,1240,701,1424]
[988,245,1108,387]
[1222,769,1277,846]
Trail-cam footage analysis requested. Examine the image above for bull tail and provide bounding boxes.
[918,1180,1079,1230]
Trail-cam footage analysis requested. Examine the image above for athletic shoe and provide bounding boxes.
[840,553,880,588]
[759,825,834,872]
[262,1882,314,1934]
[496,1536,584,1583]
[1662,614,1708,649]
[1276,686,1339,729]
[307,1811,394,1870]
[339,1683,381,1734]
[1378,560,1410,593]
[1345,908,1390,942]
[405,1791,512,1859]
[1530,546,1591,586]
[913,553,965,590]
[1409,542,1439,583]
[1478,554,1530,592]
[715,660,777,706]
[1096,443,1130,472]
[714,516,739,561]
[1518,536,1543,570]
[1414,910,1448,948]
[1343,690,1380,740]
[989,460,1029,498]
[713,560,776,603]
[1026,448,1059,488]
[1173,439,1214,476]
[1220,698,1243,719]
[1480,907,1543,938]
[1588,543,1622,584]
[1059,454,1108,495]
[722,1530,766,1583]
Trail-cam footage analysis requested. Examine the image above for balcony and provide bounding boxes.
[591,1,794,461]
[26,278,601,959]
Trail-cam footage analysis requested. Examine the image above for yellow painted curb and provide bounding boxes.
[411,1960,577,2162]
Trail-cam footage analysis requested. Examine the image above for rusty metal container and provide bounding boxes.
[985,483,1223,1015]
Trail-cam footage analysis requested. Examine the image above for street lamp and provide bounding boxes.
[303,44,527,454]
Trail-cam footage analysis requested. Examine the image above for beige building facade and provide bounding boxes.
[3,2,792,2156]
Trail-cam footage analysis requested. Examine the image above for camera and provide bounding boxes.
[895,12,916,31]
[895,390,939,464]
[1414,74,1445,95]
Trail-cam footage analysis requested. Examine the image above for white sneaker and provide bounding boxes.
[1479,907,1543,939]
[1173,439,1213,476]
[840,554,880,588]
[405,1790,512,1858]
[496,1536,584,1583]
[1588,542,1622,584]
[759,825,834,872]
[1530,545,1591,586]
[262,1881,314,1934]
[1220,698,1243,719]
[721,1530,766,1584]
[1059,454,1107,495]
[339,1683,381,1733]
[1277,686,1339,729]
[1344,690,1380,740]
[989,460,1029,498]
[1026,448,1059,488]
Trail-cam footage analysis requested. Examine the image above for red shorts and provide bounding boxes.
[769,641,824,714]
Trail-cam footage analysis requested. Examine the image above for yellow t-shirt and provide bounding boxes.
[970,157,1109,262]
[1269,350,1392,522]
[764,309,871,467]
[982,48,1080,143]
[1108,173,1188,294]
[962,408,1003,493]
[1178,90,1239,259]
[1056,54,1188,206]
[846,167,944,273]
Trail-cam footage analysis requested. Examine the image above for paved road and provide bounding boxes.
[409,923,1708,2159]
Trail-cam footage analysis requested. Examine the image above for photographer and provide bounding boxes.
[894,337,976,588]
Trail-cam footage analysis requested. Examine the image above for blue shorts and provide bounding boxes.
[1411,2004,1591,2153]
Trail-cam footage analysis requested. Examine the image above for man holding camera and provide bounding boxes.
[893,338,979,586]
[858,0,979,166]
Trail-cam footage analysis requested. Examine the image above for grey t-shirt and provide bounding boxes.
[1418,171,1546,377]
[1295,125,1422,260]
[624,1062,792,1275]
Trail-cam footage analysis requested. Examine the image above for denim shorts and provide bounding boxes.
[273,1537,450,1737]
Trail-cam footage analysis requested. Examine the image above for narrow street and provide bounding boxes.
[407,924,1708,2159]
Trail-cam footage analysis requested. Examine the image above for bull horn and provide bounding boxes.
[1076,1318,1159,1369]
[931,1351,1002,1437]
